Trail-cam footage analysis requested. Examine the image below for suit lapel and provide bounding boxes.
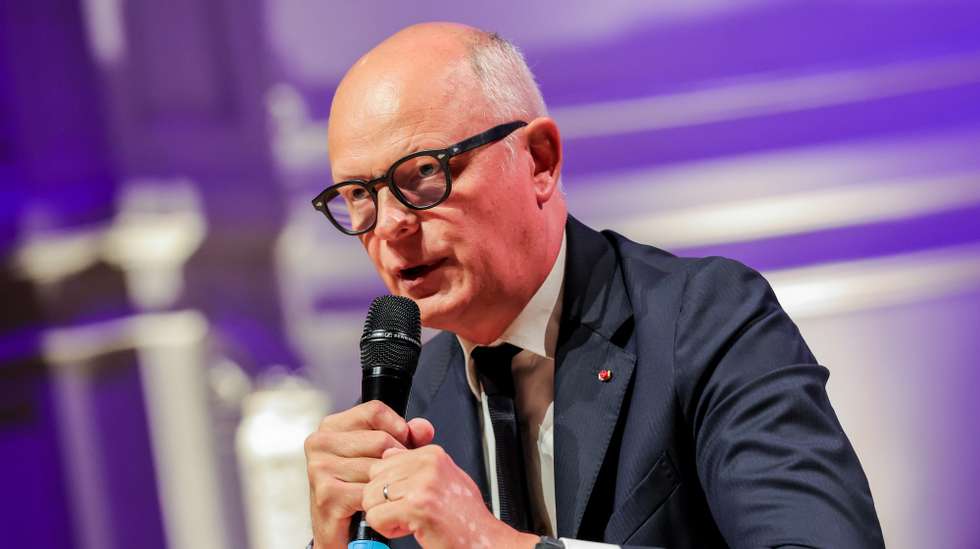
[554,216,636,538]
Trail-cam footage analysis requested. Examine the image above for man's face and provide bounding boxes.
[328,72,544,336]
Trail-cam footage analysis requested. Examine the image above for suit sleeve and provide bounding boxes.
[668,257,884,549]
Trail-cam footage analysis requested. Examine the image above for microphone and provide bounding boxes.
[349,295,422,549]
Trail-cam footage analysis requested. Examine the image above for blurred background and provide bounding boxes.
[2,1,979,548]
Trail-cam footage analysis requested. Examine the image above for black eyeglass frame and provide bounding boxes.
[312,120,528,235]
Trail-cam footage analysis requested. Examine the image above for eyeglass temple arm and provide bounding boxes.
[448,121,528,156]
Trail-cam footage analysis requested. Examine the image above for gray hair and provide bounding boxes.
[466,31,550,168]
[467,32,548,123]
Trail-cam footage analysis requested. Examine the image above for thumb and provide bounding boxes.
[406,417,435,448]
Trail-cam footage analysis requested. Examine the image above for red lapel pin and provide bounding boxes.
[597,369,612,382]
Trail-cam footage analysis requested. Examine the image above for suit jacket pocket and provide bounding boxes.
[603,450,680,544]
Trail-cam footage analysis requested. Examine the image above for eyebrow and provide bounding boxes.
[333,139,451,182]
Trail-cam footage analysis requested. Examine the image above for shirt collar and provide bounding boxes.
[457,231,567,398]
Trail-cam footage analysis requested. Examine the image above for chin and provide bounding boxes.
[413,288,472,332]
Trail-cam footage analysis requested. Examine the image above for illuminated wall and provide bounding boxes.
[1,1,978,548]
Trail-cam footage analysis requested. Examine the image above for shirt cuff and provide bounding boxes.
[560,538,621,549]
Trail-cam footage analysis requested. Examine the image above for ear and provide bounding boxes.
[524,117,562,206]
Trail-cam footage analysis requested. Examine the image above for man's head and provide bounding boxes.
[327,23,566,344]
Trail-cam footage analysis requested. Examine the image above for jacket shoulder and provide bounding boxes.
[605,228,755,275]
[602,229,775,307]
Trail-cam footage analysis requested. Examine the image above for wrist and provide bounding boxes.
[484,513,539,549]
[504,527,541,549]
[312,518,351,549]
[510,530,541,549]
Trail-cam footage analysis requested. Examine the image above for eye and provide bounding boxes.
[417,161,439,178]
[349,187,369,201]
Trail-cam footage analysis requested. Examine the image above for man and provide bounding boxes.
[305,22,884,549]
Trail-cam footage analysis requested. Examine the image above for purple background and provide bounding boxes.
[1,1,979,548]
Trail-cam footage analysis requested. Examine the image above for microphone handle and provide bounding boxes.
[350,366,413,549]
[361,366,412,415]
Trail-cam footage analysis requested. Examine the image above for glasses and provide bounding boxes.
[312,120,527,235]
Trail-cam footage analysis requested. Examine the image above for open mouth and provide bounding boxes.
[399,258,447,281]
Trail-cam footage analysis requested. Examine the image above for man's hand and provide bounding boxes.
[361,444,540,549]
[305,400,434,549]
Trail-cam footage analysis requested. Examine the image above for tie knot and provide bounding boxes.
[472,343,522,397]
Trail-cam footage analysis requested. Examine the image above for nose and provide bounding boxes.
[373,186,419,241]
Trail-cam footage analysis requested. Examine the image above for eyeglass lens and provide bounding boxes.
[391,154,447,207]
[324,153,449,233]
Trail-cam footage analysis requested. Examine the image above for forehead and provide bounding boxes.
[327,57,489,179]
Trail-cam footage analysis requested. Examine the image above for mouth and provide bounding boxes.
[397,258,448,282]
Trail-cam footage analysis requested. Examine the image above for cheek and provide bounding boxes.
[464,240,507,290]
[361,238,391,282]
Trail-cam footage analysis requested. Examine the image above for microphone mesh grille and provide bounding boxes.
[359,295,421,371]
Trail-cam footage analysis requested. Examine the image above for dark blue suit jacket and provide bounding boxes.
[395,216,884,549]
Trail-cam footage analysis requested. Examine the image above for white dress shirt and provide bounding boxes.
[457,233,617,549]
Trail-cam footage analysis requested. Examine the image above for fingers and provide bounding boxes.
[369,444,419,480]
[359,444,503,548]
[406,417,435,448]
[362,446,434,510]
[364,499,418,540]
[381,447,406,459]
[361,473,409,511]
[319,400,411,446]
[308,475,364,522]
[306,429,406,459]
[305,401,416,534]
[364,445,444,508]
[307,453,375,483]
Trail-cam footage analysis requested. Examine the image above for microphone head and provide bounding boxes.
[359,295,421,372]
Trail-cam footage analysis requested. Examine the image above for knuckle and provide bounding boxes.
[320,430,342,450]
[370,431,396,454]
[365,400,386,419]
[368,459,384,479]
[307,454,345,483]
[319,412,339,430]
[361,481,381,509]
[311,477,337,508]
[307,431,340,456]
[306,428,331,446]
[313,478,362,518]
[422,445,446,467]
[306,458,320,479]
[413,490,438,514]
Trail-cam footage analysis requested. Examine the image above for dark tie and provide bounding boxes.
[472,344,532,532]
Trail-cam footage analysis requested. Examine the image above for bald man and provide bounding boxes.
[304,23,884,549]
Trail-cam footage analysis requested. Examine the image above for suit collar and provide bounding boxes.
[560,216,633,342]
[554,215,636,537]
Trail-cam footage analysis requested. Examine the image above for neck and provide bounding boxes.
[454,211,566,345]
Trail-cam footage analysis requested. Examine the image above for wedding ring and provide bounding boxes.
[383,482,391,501]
